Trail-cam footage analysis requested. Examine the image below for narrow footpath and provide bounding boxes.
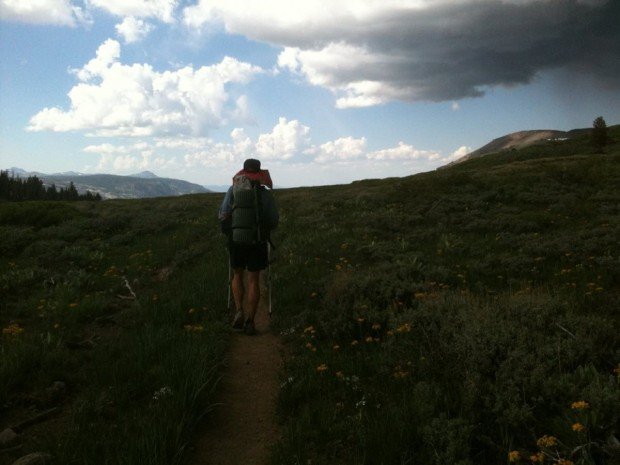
[189,278,283,465]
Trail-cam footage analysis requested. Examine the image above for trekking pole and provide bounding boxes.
[268,242,272,317]
[227,256,233,314]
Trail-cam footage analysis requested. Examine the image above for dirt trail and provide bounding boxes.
[189,276,283,465]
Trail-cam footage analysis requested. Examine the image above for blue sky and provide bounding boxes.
[1,0,619,187]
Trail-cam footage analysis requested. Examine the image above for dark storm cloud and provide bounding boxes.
[185,0,620,105]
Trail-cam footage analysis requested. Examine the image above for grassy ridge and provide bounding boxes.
[269,130,620,464]
[1,196,229,464]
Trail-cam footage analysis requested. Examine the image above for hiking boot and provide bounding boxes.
[243,319,256,336]
[232,311,244,331]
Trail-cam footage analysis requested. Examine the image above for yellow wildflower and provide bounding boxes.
[2,324,24,336]
[365,336,374,343]
[572,422,585,432]
[371,323,381,331]
[530,452,544,463]
[351,340,359,346]
[333,344,340,350]
[335,371,344,379]
[571,400,589,410]
[304,325,315,333]
[508,450,520,462]
[316,364,328,373]
[183,324,204,333]
[536,435,557,448]
[396,323,411,333]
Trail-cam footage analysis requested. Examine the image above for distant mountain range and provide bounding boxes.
[447,127,591,166]
[5,168,211,199]
[204,184,231,193]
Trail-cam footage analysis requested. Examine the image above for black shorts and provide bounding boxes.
[230,242,268,272]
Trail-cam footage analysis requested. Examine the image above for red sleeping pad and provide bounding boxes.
[233,169,273,189]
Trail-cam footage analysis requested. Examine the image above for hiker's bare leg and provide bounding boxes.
[246,271,260,321]
[232,268,245,312]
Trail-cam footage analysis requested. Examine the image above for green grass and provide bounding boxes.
[268,128,620,465]
[1,128,619,465]
[1,195,230,465]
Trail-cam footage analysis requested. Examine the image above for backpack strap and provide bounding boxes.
[253,184,262,243]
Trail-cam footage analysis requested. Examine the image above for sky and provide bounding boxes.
[1,0,619,188]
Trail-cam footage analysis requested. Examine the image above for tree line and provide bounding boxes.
[0,170,102,201]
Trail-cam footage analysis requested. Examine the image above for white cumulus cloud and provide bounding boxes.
[89,0,178,23]
[28,39,263,137]
[368,142,441,161]
[255,117,311,160]
[81,115,461,182]
[115,16,153,43]
[83,143,130,154]
[446,145,472,162]
[96,152,175,172]
[315,137,366,163]
[0,0,89,26]
[1,0,178,26]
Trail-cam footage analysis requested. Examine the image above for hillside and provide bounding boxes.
[6,168,210,199]
[1,129,619,465]
[269,128,620,465]
[448,125,598,165]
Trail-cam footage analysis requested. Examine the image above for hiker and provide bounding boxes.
[218,159,279,335]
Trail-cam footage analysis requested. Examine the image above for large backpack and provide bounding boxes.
[232,172,278,245]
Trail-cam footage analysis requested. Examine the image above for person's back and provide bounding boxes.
[219,158,278,335]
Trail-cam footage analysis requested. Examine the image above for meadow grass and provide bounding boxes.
[268,130,619,465]
[1,129,619,465]
[1,195,230,464]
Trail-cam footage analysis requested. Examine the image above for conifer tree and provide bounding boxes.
[591,116,608,153]
[0,170,9,199]
[0,170,101,201]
